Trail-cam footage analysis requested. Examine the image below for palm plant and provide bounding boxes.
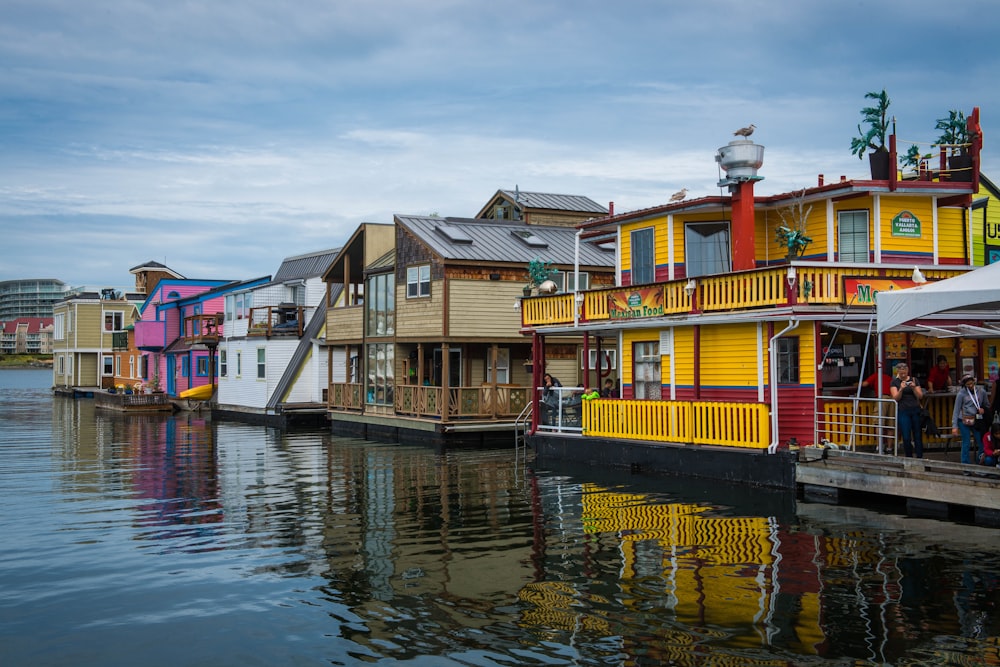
[935,110,969,157]
[850,89,891,159]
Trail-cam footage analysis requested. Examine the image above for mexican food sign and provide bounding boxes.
[607,286,665,319]
[844,277,921,306]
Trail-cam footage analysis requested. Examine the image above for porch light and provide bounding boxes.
[513,297,521,312]
[684,279,697,296]
[786,266,797,288]
[912,266,927,284]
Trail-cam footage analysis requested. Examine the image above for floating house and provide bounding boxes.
[324,192,615,444]
[214,248,341,426]
[522,109,994,476]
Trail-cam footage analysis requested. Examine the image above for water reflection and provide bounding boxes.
[1,376,999,666]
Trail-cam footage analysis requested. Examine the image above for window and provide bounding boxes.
[181,356,189,378]
[54,313,65,340]
[551,271,590,292]
[225,295,234,322]
[236,351,242,377]
[257,348,266,379]
[104,311,124,332]
[485,348,510,384]
[115,355,121,376]
[407,264,431,298]
[633,341,661,400]
[242,293,253,320]
[366,273,395,336]
[684,222,731,278]
[366,343,395,405]
[102,355,113,376]
[582,349,617,371]
[58,355,65,375]
[129,356,134,378]
[630,228,655,285]
[220,349,228,377]
[777,337,800,383]
[838,210,870,263]
[197,357,209,376]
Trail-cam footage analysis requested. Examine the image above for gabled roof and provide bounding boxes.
[272,248,341,284]
[129,260,186,279]
[394,216,615,268]
[475,189,608,219]
[366,249,396,273]
[0,317,53,333]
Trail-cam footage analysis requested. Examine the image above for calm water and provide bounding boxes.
[2,368,999,666]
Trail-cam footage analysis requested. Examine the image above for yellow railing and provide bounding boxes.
[582,399,770,449]
[522,264,970,327]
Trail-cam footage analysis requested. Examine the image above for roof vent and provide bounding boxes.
[511,229,548,248]
[716,139,764,187]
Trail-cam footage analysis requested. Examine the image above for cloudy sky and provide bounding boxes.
[2,0,997,289]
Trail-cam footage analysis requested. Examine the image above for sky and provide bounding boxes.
[2,0,998,290]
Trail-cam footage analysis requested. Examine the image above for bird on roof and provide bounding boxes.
[734,124,756,137]
[669,188,688,202]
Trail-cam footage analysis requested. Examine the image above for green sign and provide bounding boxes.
[891,210,921,238]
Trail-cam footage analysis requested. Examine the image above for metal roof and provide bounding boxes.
[395,216,615,267]
[270,248,341,284]
[497,190,607,214]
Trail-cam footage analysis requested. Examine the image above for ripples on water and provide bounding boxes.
[2,368,999,666]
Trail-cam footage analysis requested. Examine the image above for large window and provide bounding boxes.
[366,273,395,336]
[406,264,431,298]
[633,341,661,400]
[838,210,870,263]
[485,348,510,384]
[777,337,800,383]
[630,228,655,285]
[684,222,731,278]
[551,271,590,292]
[366,343,394,405]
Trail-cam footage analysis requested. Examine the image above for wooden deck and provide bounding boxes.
[797,447,1000,523]
[93,390,174,413]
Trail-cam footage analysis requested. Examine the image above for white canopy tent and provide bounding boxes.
[876,262,1000,334]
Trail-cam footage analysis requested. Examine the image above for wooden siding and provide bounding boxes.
[447,280,524,339]
[698,323,760,390]
[326,305,363,343]
[395,281,444,339]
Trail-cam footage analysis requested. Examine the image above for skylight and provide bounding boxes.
[435,224,473,244]
[511,229,548,248]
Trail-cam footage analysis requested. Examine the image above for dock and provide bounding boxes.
[797,446,1000,525]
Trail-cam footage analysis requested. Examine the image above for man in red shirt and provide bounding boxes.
[926,355,953,392]
[859,370,893,397]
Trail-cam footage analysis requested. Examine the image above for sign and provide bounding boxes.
[606,286,665,320]
[844,277,921,306]
[891,210,921,237]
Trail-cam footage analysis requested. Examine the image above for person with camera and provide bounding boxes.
[890,363,924,458]
[951,374,989,465]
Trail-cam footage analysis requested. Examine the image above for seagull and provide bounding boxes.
[669,188,688,202]
[733,123,756,137]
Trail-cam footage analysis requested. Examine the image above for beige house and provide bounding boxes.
[324,193,614,444]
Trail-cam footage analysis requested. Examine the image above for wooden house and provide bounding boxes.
[324,193,614,444]
[521,111,996,453]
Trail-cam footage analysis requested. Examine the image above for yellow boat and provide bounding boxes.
[178,384,214,400]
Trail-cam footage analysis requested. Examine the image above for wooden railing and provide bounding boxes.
[523,264,970,327]
[580,398,771,449]
[182,313,223,345]
[247,305,312,337]
[329,383,530,421]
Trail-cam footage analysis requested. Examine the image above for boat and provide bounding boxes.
[179,384,214,400]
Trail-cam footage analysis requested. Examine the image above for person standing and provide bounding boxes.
[859,369,893,397]
[951,374,989,465]
[890,363,924,458]
[541,373,562,425]
[926,355,953,392]
[601,378,619,398]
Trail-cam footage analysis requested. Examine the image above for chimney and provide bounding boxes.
[817,174,824,186]
[716,139,765,272]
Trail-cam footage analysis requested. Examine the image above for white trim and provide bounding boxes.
[873,194,881,263]
[667,214,675,281]
[756,321,765,403]
[826,199,835,261]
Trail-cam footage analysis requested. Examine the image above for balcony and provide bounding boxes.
[247,304,312,338]
[328,382,530,422]
[111,330,129,351]
[183,313,224,346]
[134,319,166,350]
[521,263,970,328]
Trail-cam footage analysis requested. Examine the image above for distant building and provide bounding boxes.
[0,317,53,355]
[0,279,69,319]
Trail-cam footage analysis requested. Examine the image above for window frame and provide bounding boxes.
[256,347,266,380]
[632,341,661,400]
[684,221,732,278]
[485,348,510,384]
[406,264,431,299]
[838,210,870,263]
[776,337,800,384]
[630,227,655,285]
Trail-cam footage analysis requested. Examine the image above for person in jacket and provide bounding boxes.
[982,421,1000,467]
[541,373,562,425]
[951,374,989,465]
[890,363,924,458]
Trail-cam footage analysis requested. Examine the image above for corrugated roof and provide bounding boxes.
[271,248,341,284]
[498,190,607,214]
[395,216,615,267]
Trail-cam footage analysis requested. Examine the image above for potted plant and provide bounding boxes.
[850,89,891,179]
[935,109,972,181]
[525,258,554,296]
[775,189,813,260]
[900,144,932,179]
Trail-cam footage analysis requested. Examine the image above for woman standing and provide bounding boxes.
[890,363,924,458]
[951,374,989,465]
